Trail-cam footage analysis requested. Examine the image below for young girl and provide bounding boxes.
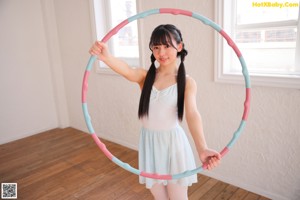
[90,24,221,200]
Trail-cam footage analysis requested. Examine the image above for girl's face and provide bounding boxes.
[151,38,182,67]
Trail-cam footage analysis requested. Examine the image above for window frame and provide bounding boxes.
[89,0,140,75]
[214,0,300,89]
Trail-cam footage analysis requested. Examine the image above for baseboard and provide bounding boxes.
[96,134,139,151]
[0,126,58,145]
[202,171,289,200]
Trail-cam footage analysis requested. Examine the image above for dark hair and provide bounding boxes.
[138,24,188,121]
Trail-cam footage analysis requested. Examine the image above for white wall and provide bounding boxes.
[0,0,69,144]
[1,0,299,199]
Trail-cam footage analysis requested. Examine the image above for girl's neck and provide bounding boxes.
[157,65,177,76]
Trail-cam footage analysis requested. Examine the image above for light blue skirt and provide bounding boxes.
[138,125,198,189]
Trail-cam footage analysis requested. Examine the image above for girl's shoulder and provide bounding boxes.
[185,75,198,95]
[186,75,197,87]
[132,67,147,89]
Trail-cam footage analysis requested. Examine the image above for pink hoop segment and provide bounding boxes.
[91,134,113,160]
[82,8,251,180]
[220,30,242,57]
[82,71,90,103]
[101,20,129,43]
[160,8,192,16]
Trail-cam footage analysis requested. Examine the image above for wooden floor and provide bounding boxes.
[0,128,270,200]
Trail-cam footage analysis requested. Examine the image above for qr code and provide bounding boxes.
[1,183,17,199]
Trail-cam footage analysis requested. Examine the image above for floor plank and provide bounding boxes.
[0,128,270,200]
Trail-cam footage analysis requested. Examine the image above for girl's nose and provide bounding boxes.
[158,47,166,55]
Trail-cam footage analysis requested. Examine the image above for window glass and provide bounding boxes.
[109,0,139,58]
[92,0,139,70]
[231,0,299,75]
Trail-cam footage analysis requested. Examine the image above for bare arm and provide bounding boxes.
[89,41,146,86]
[184,77,221,170]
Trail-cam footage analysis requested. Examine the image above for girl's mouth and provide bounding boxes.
[159,57,168,62]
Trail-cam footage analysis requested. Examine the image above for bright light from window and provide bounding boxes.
[109,0,139,58]
[237,0,299,24]
[229,0,300,75]
[92,0,139,69]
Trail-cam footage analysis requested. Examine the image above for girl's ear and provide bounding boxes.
[177,42,183,52]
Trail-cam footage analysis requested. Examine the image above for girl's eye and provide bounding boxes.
[166,44,170,48]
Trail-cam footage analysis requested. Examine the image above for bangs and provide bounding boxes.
[149,29,177,49]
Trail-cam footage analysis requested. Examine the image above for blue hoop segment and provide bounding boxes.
[82,8,251,180]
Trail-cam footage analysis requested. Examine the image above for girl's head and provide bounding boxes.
[138,24,187,121]
[149,24,187,63]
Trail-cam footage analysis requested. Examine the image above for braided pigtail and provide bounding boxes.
[138,54,156,118]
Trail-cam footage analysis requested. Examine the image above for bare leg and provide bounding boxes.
[150,183,169,200]
[167,183,188,200]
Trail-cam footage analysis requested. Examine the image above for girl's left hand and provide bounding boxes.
[199,149,221,170]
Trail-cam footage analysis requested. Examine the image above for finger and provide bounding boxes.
[210,153,221,161]
[210,157,219,169]
[96,41,105,48]
[212,156,219,164]
[93,44,102,52]
[89,48,98,55]
[95,41,101,47]
[215,153,222,160]
[209,158,216,168]
[206,163,211,170]
[209,151,221,159]
[90,46,102,55]
[89,48,95,55]
[215,156,221,164]
[212,157,220,167]
[203,161,211,170]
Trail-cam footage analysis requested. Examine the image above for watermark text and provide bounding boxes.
[252,1,299,8]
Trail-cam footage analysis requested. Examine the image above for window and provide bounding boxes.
[215,0,300,88]
[90,0,139,73]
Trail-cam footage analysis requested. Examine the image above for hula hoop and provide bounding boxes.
[82,8,251,180]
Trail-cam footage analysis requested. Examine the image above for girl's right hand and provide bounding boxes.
[89,41,111,62]
[89,41,146,84]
